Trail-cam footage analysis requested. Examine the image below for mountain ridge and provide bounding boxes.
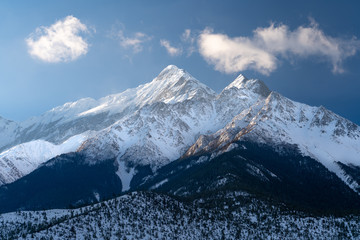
[184,89,360,192]
[1,65,270,180]
[0,65,359,214]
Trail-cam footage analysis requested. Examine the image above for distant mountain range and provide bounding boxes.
[0,65,360,219]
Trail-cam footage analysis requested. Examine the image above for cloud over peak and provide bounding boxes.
[198,21,360,75]
[26,16,90,63]
[198,28,276,75]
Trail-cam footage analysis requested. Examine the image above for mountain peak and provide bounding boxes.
[164,64,180,71]
[155,65,185,82]
[224,74,271,98]
[134,65,216,106]
[224,74,247,90]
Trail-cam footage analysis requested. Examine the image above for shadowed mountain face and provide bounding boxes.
[0,154,122,212]
[0,141,359,215]
[139,141,360,214]
[0,65,359,216]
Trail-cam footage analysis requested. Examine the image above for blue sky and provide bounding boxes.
[1,0,360,124]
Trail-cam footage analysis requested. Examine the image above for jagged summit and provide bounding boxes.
[155,65,183,80]
[152,65,197,86]
[165,64,179,70]
[224,73,248,89]
[224,74,271,98]
[154,65,195,85]
[140,65,216,104]
[153,65,207,89]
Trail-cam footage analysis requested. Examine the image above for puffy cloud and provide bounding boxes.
[26,16,90,63]
[160,39,182,56]
[198,21,360,75]
[198,28,277,75]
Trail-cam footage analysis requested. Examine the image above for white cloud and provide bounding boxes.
[110,23,151,54]
[160,39,182,56]
[198,21,360,75]
[198,28,276,75]
[26,16,90,63]
[116,30,152,53]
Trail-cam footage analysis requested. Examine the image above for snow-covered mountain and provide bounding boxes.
[0,133,92,185]
[78,68,269,168]
[0,65,359,196]
[184,91,360,192]
[0,65,213,151]
[0,65,269,185]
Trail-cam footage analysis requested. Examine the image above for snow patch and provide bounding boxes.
[93,191,100,202]
[150,179,169,190]
[116,159,135,192]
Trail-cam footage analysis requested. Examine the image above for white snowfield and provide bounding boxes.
[0,133,92,185]
[0,65,359,191]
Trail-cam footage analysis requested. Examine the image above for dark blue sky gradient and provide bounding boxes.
[0,0,360,124]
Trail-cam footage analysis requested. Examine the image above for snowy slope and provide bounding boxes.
[0,117,19,151]
[0,65,217,152]
[0,132,92,185]
[78,68,269,168]
[2,66,268,156]
[245,92,360,191]
[185,91,360,192]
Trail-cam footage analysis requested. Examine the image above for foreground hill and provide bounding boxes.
[1,191,360,240]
